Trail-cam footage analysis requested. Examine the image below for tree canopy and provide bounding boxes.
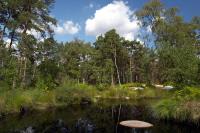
[0,0,200,89]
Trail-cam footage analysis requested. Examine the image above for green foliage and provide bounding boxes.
[101,87,136,99]
[35,78,47,90]
[35,76,57,90]
[153,99,179,119]
[31,89,56,106]
[174,87,200,101]
[1,90,34,112]
[152,86,200,123]
[121,82,145,88]
[96,84,110,91]
[152,99,200,123]
[55,83,97,105]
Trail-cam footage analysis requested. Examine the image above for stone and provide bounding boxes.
[120,120,153,128]
[163,85,174,90]
[154,84,164,88]
[132,87,144,90]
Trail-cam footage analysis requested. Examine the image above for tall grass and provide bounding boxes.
[0,82,162,113]
[1,81,199,125]
[0,89,56,113]
[151,86,200,124]
[55,83,97,104]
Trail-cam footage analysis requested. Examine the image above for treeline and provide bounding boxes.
[0,0,200,90]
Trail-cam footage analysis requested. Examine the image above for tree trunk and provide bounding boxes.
[77,78,79,84]
[21,57,27,88]
[18,57,23,80]
[82,78,85,84]
[0,25,7,41]
[129,57,132,82]
[32,63,36,81]
[12,77,16,89]
[111,73,114,86]
[114,48,121,85]
[9,29,16,50]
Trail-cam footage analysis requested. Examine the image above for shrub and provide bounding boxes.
[152,86,200,123]
[32,89,56,105]
[121,82,145,89]
[3,90,33,112]
[174,86,200,101]
[152,99,179,120]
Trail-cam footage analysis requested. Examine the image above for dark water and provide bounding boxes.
[0,100,199,133]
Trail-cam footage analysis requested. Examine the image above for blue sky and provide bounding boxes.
[51,0,200,43]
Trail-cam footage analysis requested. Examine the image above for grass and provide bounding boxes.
[0,89,56,113]
[0,82,199,125]
[0,82,160,114]
[151,86,200,124]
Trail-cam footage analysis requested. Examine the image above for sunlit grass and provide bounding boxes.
[151,86,200,124]
[0,82,199,125]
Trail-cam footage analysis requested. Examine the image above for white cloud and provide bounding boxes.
[4,38,17,49]
[54,25,65,34]
[27,29,40,38]
[53,21,80,35]
[85,1,140,41]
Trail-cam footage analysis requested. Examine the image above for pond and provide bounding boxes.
[0,100,199,133]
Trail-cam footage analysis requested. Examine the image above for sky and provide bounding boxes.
[51,0,200,43]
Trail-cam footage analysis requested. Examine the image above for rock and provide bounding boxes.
[80,98,92,105]
[76,118,95,132]
[154,84,164,88]
[141,84,146,87]
[55,119,65,128]
[163,85,174,90]
[120,120,153,128]
[60,127,69,133]
[19,106,29,116]
[0,112,5,120]
[132,87,144,90]
[25,127,34,133]
[94,95,101,98]
[125,97,130,100]
[20,126,34,133]
[87,123,94,133]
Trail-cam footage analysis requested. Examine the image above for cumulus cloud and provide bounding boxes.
[53,21,80,35]
[27,29,41,38]
[85,1,140,40]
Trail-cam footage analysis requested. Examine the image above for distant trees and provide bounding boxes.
[0,0,56,88]
[0,0,200,90]
[136,0,200,85]
[57,40,96,84]
[56,30,149,85]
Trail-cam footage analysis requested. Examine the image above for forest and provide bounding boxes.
[0,0,200,129]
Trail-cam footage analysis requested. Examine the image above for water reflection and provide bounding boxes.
[0,100,199,133]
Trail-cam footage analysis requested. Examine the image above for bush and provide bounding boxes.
[101,87,137,99]
[152,86,200,123]
[31,89,56,105]
[174,86,200,101]
[121,82,145,89]
[139,88,156,98]
[96,84,110,91]
[152,99,179,120]
[3,90,34,112]
[55,83,98,105]
[35,76,56,90]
